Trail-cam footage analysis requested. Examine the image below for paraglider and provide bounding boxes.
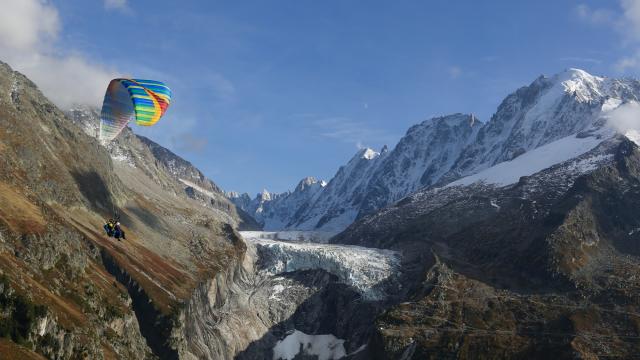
[103,218,115,237]
[103,215,126,241]
[99,79,172,142]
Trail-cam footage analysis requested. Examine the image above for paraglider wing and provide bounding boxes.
[99,79,172,142]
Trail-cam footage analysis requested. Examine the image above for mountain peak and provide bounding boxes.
[550,68,605,102]
[295,176,322,192]
[259,189,272,201]
[361,148,380,160]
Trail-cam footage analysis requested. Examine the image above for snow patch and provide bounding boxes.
[9,72,19,104]
[490,199,500,210]
[362,148,380,160]
[449,134,604,187]
[558,68,604,103]
[269,284,286,300]
[626,130,640,146]
[109,146,136,168]
[179,178,217,199]
[273,330,346,360]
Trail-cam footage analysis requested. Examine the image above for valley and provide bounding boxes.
[1,59,640,359]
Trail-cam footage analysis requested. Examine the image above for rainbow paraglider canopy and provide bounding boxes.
[99,79,172,142]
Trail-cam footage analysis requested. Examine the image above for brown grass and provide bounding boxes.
[0,252,87,329]
[0,338,47,360]
[0,182,45,234]
[66,212,195,314]
[101,343,118,360]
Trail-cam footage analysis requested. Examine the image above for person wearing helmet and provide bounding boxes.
[113,221,126,241]
[103,219,115,237]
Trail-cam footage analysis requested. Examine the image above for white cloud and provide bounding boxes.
[311,116,397,149]
[208,73,236,102]
[558,56,602,64]
[614,50,640,72]
[621,0,640,39]
[448,66,462,79]
[481,55,499,62]
[104,0,128,10]
[104,0,131,14]
[607,101,640,134]
[575,1,640,72]
[0,0,59,51]
[575,4,616,25]
[0,0,118,108]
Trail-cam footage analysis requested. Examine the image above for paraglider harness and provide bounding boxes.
[103,213,126,241]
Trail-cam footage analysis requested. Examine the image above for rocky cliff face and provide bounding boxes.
[237,69,640,233]
[66,106,259,231]
[0,61,151,358]
[179,230,393,360]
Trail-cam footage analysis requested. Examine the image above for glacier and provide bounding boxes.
[241,231,401,301]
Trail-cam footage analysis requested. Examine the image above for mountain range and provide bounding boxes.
[230,68,640,233]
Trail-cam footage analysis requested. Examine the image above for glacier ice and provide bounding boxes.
[241,231,401,301]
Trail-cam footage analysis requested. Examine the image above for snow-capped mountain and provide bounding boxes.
[228,177,327,230]
[291,147,386,231]
[440,68,640,181]
[234,68,640,233]
[358,113,480,215]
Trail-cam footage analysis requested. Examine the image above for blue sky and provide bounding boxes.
[2,0,639,194]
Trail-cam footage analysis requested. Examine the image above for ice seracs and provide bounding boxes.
[242,231,401,300]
